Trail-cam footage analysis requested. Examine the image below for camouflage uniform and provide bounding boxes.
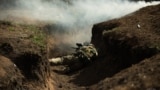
[49,43,98,73]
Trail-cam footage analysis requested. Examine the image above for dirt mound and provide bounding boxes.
[0,21,51,90]
[89,4,160,90]
[91,3,160,80]
[50,4,160,90]
[91,54,160,90]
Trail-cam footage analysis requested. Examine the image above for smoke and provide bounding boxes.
[0,0,159,54]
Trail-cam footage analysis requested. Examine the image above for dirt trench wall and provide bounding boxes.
[91,4,160,78]
[0,22,51,89]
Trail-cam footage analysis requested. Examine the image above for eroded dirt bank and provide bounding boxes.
[90,4,160,90]
[0,21,52,90]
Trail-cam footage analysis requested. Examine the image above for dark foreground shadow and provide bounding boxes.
[68,57,125,86]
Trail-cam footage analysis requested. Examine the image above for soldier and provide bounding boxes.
[49,43,98,73]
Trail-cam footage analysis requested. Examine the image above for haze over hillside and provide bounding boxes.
[0,0,159,46]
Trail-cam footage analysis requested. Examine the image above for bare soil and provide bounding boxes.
[0,21,51,90]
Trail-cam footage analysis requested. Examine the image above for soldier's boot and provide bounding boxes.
[49,57,63,65]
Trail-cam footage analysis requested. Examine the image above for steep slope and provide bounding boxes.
[91,4,160,77]
[90,4,160,90]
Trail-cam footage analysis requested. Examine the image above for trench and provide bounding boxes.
[68,22,159,86]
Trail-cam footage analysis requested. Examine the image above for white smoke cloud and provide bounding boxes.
[8,0,158,26]
[0,0,159,52]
